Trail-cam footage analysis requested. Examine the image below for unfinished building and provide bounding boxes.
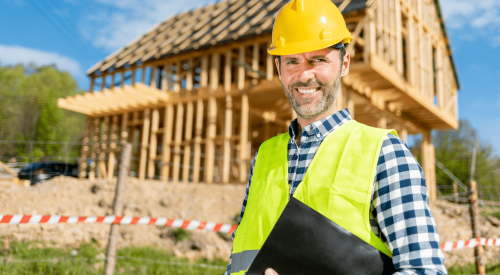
[58,0,460,201]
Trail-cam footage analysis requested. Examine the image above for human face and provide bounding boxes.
[276,48,350,122]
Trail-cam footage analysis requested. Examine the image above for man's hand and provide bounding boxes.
[265,268,278,275]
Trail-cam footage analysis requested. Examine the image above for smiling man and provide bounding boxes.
[224,0,447,274]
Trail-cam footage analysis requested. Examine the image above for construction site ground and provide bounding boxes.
[1,176,499,268]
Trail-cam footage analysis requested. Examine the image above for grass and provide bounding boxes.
[0,239,228,274]
[448,261,500,274]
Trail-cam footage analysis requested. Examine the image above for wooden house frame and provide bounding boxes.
[58,0,459,202]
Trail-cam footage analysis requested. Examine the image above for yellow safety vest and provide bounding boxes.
[229,120,397,274]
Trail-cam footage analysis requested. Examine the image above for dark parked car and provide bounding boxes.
[18,162,78,185]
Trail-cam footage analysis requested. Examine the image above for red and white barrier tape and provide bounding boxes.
[0,214,237,234]
[440,238,500,251]
[3,214,500,251]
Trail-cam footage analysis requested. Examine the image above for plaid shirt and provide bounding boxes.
[224,109,447,275]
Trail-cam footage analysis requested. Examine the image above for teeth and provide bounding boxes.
[297,88,317,94]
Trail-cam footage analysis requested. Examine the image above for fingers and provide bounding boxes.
[265,268,278,275]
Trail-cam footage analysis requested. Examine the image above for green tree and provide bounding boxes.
[434,119,500,200]
[0,62,85,161]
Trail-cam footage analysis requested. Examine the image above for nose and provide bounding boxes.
[298,63,315,83]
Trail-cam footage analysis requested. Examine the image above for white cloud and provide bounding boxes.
[440,0,500,30]
[0,44,83,78]
[82,0,214,52]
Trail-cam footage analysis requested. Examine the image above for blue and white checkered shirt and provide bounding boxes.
[224,109,447,275]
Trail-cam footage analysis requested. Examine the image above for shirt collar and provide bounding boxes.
[288,108,352,140]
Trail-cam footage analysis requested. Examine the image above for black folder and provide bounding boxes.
[246,197,397,275]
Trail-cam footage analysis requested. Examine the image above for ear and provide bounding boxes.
[341,51,350,77]
[275,57,282,80]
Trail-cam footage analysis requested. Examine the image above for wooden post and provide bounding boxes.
[148,109,160,179]
[239,93,249,183]
[89,77,95,93]
[205,53,219,183]
[172,104,184,182]
[79,116,91,179]
[104,143,132,275]
[469,180,485,275]
[400,122,408,143]
[100,76,106,91]
[89,118,100,181]
[161,105,174,182]
[377,110,387,128]
[99,117,109,179]
[252,42,259,84]
[267,39,274,81]
[182,59,194,182]
[138,109,151,180]
[395,0,403,75]
[193,56,208,183]
[120,72,125,87]
[422,130,436,202]
[107,115,118,179]
[120,113,128,144]
[223,50,233,183]
[238,46,245,90]
[453,182,458,204]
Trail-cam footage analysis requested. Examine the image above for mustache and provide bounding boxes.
[288,80,327,90]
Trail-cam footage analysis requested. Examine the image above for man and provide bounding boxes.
[224,0,447,274]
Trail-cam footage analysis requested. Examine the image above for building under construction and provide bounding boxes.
[58,0,460,202]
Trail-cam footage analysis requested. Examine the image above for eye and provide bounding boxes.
[313,58,326,62]
[286,60,298,65]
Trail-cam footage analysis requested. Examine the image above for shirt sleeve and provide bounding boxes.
[224,150,258,275]
[372,134,447,275]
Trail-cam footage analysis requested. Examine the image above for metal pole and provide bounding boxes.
[104,143,132,275]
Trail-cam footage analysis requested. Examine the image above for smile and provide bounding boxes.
[295,87,321,94]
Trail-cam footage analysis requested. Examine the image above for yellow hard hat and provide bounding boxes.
[268,0,353,56]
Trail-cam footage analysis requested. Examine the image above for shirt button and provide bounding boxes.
[316,134,321,137]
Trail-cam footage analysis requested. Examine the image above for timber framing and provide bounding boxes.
[59,0,460,202]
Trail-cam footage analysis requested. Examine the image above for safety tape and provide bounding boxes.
[2,214,500,251]
[0,214,237,234]
[440,238,500,251]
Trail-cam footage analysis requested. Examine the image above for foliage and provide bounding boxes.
[448,260,500,274]
[172,228,191,242]
[0,63,85,161]
[433,119,500,200]
[0,240,227,274]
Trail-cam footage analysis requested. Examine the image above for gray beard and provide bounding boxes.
[281,72,341,120]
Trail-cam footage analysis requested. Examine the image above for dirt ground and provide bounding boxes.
[1,176,499,267]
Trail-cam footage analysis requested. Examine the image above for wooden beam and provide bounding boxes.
[421,129,436,202]
[182,59,194,182]
[172,104,184,182]
[193,99,204,183]
[161,105,174,182]
[239,92,249,183]
[107,115,118,179]
[238,46,245,90]
[148,108,160,179]
[89,118,100,181]
[138,109,151,180]
[222,50,233,184]
[395,0,403,75]
[79,116,91,179]
[89,77,95,93]
[267,39,273,81]
[205,53,220,183]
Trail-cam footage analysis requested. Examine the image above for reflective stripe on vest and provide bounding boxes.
[230,120,397,274]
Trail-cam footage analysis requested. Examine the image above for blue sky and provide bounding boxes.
[0,0,499,154]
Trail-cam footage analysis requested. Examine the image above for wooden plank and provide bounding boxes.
[266,39,274,80]
[205,53,220,183]
[182,59,194,182]
[421,129,436,202]
[0,161,17,176]
[89,77,95,93]
[193,99,204,183]
[148,108,160,179]
[89,118,100,181]
[252,42,259,84]
[161,105,174,181]
[107,115,118,179]
[222,50,233,183]
[79,116,91,178]
[239,93,249,183]
[238,46,245,90]
[138,109,151,180]
[172,104,184,182]
[395,0,403,75]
